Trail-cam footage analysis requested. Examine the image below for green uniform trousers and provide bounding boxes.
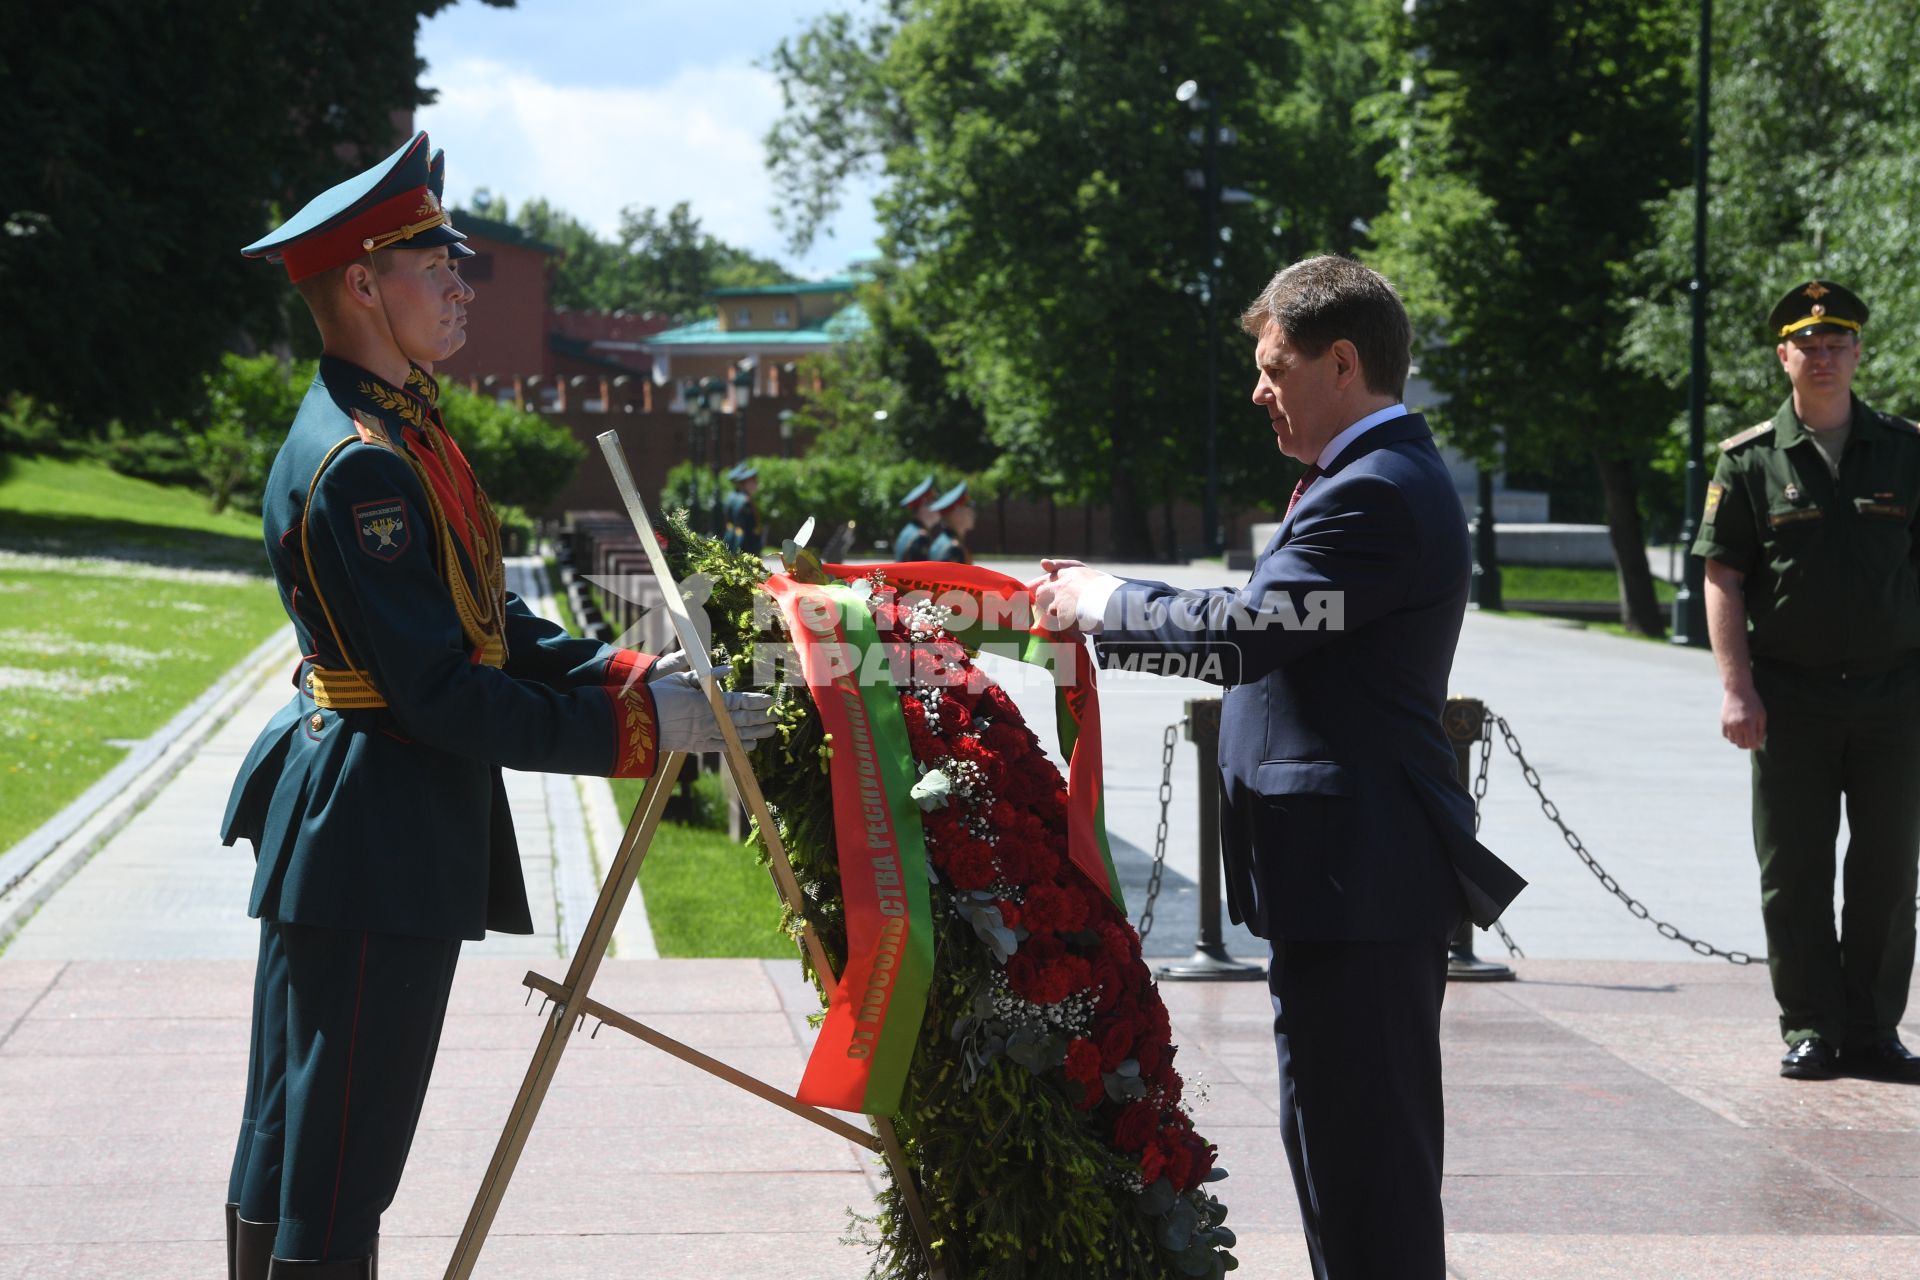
[228,921,461,1261]
[1751,657,1920,1047]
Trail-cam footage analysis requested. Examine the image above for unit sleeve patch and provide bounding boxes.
[353,498,411,561]
[1704,482,1724,521]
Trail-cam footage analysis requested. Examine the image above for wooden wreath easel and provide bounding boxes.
[444,432,944,1279]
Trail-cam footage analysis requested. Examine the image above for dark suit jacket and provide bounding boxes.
[1096,413,1523,941]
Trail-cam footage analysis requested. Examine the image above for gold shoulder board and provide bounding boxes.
[1717,420,1774,452]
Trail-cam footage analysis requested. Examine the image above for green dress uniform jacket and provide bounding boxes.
[894,522,934,561]
[722,488,759,553]
[221,357,661,943]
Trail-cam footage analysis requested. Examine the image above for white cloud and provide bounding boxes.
[418,56,880,278]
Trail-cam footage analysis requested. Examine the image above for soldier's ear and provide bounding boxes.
[341,262,381,312]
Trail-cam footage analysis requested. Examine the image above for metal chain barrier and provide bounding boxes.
[1135,718,1183,943]
[1486,709,1758,965]
[1468,720,1525,959]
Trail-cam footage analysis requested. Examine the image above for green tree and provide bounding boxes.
[0,0,512,435]
[438,383,586,510]
[1364,0,1694,635]
[1620,0,1920,457]
[769,0,1391,558]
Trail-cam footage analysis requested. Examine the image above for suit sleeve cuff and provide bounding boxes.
[606,682,660,777]
[604,648,657,689]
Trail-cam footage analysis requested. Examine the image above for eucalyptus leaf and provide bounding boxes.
[1175,1242,1214,1276]
[1157,1199,1197,1251]
[1135,1177,1176,1217]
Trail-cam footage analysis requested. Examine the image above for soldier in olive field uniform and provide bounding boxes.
[220,133,777,1277]
[1693,280,1920,1084]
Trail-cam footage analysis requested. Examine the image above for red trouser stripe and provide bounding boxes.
[323,931,370,1259]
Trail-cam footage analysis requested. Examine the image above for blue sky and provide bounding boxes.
[416,0,884,279]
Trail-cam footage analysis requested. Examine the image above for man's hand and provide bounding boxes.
[1721,683,1766,750]
[1026,559,1118,635]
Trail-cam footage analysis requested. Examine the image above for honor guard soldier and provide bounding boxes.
[927,480,975,564]
[1694,279,1920,1085]
[893,474,938,560]
[722,462,760,553]
[219,132,776,1278]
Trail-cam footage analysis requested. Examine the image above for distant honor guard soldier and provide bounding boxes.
[722,462,760,553]
[1693,279,1920,1085]
[893,473,939,560]
[218,132,776,1277]
[927,480,975,564]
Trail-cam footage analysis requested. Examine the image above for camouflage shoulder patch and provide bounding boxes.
[353,498,411,561]
[1717,420,1774,452]
[1704,482,1724,520]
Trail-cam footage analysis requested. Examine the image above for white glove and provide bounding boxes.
[648,645,691,679]
[647,666,777,753]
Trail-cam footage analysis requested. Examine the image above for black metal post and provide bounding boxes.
[1443,697,1514,982]
[1469,464,1503,611]
[1158,698,1264,982]
[1672,0,1712,648]
[1202,94,1223,557]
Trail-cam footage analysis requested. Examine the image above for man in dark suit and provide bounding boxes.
[1032,255,1523,1279]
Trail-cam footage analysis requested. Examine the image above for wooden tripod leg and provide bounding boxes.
[875,1116,946,1280]
[443,752,687,1280]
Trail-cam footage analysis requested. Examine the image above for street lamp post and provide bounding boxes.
[1672,0,1712,648]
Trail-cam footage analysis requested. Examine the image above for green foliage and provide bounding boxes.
[188,354,314,514]
[0,0,511,434]
[768,0,1392,556]
[1362,0,1693,633]
[468,193,789,320]
[662,456,983,555]
[1620,0,1920,438]
[437,383,586,510]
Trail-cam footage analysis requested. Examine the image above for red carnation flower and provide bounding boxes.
[1113,1100,1159,1152]
[940,699,974,737]
[947,843,998,891]
[1063,1037,1100,1084]
[982,721,1030,759]
[982,684,1026,726]
[994,898,1022,930]
[1139,1142,1170,1186]
[1166,1141,1196,1191]
[1099,1017,1139,1071]
[1188,1141,1217,1189]
[1007,954,1072,1005]
[1136,1038,1167,1077]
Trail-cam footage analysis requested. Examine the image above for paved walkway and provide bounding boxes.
[3,555,1917,1276]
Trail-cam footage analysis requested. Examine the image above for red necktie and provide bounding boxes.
[1286,464,1324,516]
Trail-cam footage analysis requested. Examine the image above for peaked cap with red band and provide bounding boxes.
[428,148,475,261]
[242,131,467,282]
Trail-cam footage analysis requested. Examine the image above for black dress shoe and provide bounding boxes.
[1842,1038,1920,1084]
[1780,1036,1841,1079]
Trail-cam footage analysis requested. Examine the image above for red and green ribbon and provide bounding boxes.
[824,562,1122,912]
[767,575,936,1117]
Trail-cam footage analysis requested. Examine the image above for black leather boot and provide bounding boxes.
[266,1245,375,1277]
[236,1218,278,1280]
[224,1205,238,1280]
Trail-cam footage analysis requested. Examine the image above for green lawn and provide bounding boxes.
[0,457,286,850]
[610,771,792,959]
[1499,565,1677,604]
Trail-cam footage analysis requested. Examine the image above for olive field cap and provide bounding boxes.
[1768,280,1868,341]
[242,131,466,282]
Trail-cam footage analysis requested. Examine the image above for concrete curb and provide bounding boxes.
[0,625,298,951]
